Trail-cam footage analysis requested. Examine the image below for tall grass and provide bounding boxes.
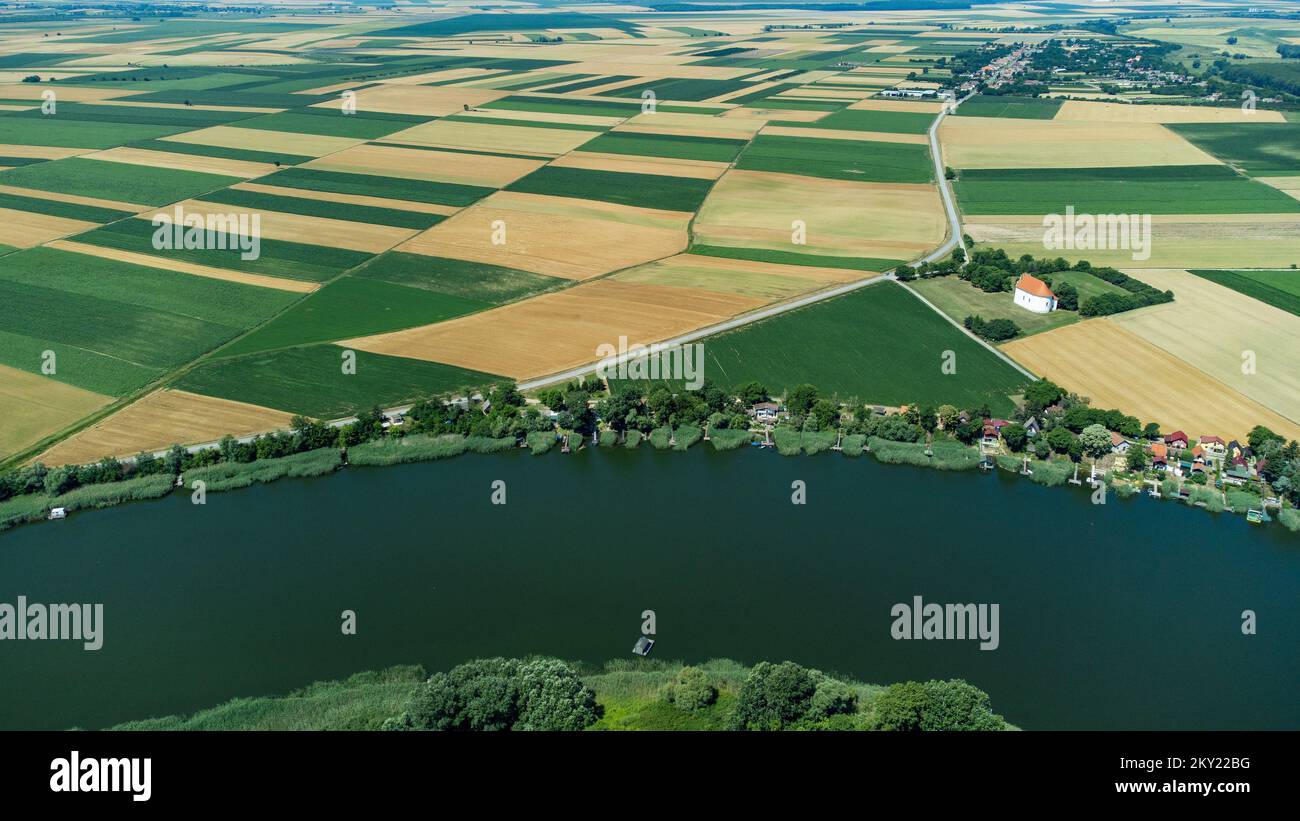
[2,474,178,532]
[186,449,342,490]
[599,429,619,447]
[110,666,426,731]
[527,430,556,455]
[0,491,54,532]
[624,430,642,449]
[1279,508,1300,532]
[1225,489,1261,514]
[673,424,703,451]
[707,428,751,451]
[1024,458,1073,487]
[649,427,673,450]
[868,438,980,471]
[1187,486,1225,512]
[465,436,517,454]
[348,434,468,466]
[773,427,801,456]
[841,433,865,456]
[801,430,838,455]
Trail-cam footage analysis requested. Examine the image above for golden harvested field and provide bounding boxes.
[849,98,945,113]
[450,107,624,129]
[35,389,298,466]
[0,365,111,460]
[611,252,862,300]
[1106,269,1300,423]
[1001,319,1300,442]
[0,144,93,160]
[0,83,133,102]
[87,146,275,179]
[939,116,1221,169]
[303,142,543,188]
[161,125,364,157]
[339,279,767,379]
[398,191,691,280]
[1054,100,1288,123]
[550,151,727,179]
[720,107,830,123]
[0,209,98,247]
[308,84,507,116]
[964,214,1300,268]
[1259,177,1300,202]
[694,169,946,261]
[45,240,319,293]
[139,200,418,254]
[384,119,595,157]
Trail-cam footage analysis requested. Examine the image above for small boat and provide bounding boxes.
[47,507,67,520]
[632,636,655,657]
[1246,509,1269,524]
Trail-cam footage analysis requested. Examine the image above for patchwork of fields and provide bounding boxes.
[2,5,1297,467]
[0,8,977,463]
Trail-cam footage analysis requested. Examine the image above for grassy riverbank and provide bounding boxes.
[107,658,1014,732]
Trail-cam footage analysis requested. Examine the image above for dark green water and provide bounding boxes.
[1,446,1297,730]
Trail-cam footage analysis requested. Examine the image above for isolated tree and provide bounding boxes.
[663,667,717,712]
[730,661,818,731]
[1001,423,1028,453]
[1080,423,1113,459]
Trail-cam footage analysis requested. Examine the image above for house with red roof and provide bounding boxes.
[1013,273,1057,314]
[1164,430,1189,449]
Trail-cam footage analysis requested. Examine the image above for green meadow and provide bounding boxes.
[177,344,504,418]
[258,167,495,207]
[354,252,562,303]
[215,277,490,358]
[689,243,901,272]
[505,165,713,212]
[789,107,935,134]
[72,220,370,282]
[694,281,1025,412]
[0,117,187,149]
[230,110,428,140]
[200,187,444,230]
[1168,123,1300,176]
[575,130,747,162]
[955,95,1063,119]
[954,165,1300,214]
[1188,269,1300,317]
[735,134,933,183]
[0,157,239,206]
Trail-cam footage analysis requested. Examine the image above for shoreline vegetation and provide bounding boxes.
[106,657,1014,732]
[3,375,1299,536]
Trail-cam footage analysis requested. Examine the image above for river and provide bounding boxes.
[1,445,1296,730]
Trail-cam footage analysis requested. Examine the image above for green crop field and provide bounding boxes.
[257,167,495,207]
[354,252,562,303]
[1188,269,1300,317]
[689,244,902,272]
[229,110,428,140]
[955,95,1063,119]
[215,276,490,358]
[178,344,505,418]
[0,157,239,206]
[71,220,371,282]
[788,108,935,134]
[954,165,1300,214]
[735,134,933,183]
[0,328,159,397]
[910,275,1077,338]
[504,165,713,212]
[575,130,747,162]
[0,117,188,149]
[200,187,444,230]
[693,281,1027,412]
[1167,123,1300,176]
[0,190,134,223]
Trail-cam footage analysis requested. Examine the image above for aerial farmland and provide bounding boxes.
[0,0,1295,465]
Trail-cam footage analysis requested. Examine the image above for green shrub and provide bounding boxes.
[800,430,838,455]
[649,427,673,450]
[869,679,1006,731]
[599,429,619,447]
[661,666,718,712]
[623,430,642,449]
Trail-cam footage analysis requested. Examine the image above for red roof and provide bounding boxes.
[1200,435,1224,445]
[1165,430,1188,443]
[1151,443,1168,462]
[1015,273,1055,299]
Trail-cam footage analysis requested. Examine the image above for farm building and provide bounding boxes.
[1013,274,1057,314]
